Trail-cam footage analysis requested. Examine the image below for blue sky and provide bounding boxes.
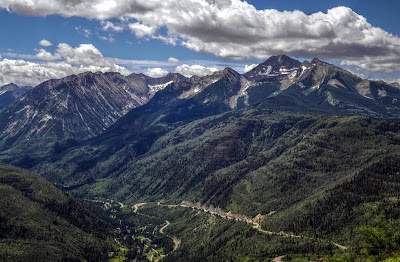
[0,0,399,86]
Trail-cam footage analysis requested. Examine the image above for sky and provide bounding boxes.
[0,0,399,86]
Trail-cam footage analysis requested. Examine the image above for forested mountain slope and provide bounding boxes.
[0,164,114,261]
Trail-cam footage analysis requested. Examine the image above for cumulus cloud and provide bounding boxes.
[54,43,130,74]
[168,57,179,63]
[151,35,178,46]
[174,64,219,77]
[144,67,168,78]
[244,64,258,73]
[129,22,157,38]
[102,20,123,32]
[0,43,131,86]
[0,59,78,86]
[57,43,102,65]
[39,39,52,47]
[1,0,400,73]
[341,57,400,74]
[35,49,61,61]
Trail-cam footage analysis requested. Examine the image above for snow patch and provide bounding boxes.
[148,81,173,94]
[289,70,297,80]
[259,65,272,76]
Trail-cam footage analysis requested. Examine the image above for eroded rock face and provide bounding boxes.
[0,71,187,152]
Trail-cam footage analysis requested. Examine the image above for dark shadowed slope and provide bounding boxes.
[0,164,113,262]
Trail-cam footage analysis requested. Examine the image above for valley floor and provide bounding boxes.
[100,198,345,262]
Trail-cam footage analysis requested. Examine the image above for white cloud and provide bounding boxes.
[0,52,36,60]
[168,57,179,63]
[0,43,131,86]
[144,67,168,78]
[3,1,400,74]
[128,22,157,38]
[151,35,178,46]
[1,0,400,73]
[174,64,219,77]
[56,43,102,65]
[102,20,123,32]
[39,39,53,47]
[75,26,91,37]
[244,64,258,73]
[55,43,131,74]
[98,35,115,42]
[36,49,61,61]
[0,59,78,86]
[341,57,400,74]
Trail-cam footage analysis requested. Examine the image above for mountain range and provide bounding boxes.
[1,55,400,167]
[0,71,187,166]
[1,55,400,260]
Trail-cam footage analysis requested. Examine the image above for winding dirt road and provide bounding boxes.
[133,202,147,213]
[273,255,286,262]
[159,220,170,234]
[135,200,348,259]
[134,203,181,251]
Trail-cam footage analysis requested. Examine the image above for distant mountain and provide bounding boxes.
[0,71,187,166]
[0,83,32,110]
[0,164,113,261]
[2,55,398,167]
[2,55,400,168]
[125,72,188,99]
[244,54,301,82]
[240,55,400,118]
[24,55,400,193]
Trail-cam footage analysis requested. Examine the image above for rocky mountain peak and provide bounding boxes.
[311,58,330,66]
[222,67,240,77]
[300,61,313,68]
[155,73,188,83]
[244,55,301,81]
[127,73,150,81]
